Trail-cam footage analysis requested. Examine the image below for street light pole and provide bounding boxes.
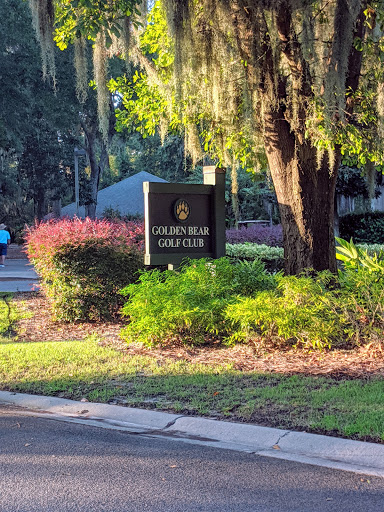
[74,147,86,217]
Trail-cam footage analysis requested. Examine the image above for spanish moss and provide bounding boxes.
[74,37,88,104]
[93,30,110,142]
[28,0,56,84]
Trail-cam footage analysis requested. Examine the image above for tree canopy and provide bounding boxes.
[29,0,384,273]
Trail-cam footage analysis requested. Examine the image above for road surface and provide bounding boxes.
[1,404,383,512]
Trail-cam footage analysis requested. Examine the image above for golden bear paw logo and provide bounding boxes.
[175,199,190,221]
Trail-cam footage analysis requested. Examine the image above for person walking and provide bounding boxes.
[0,223,11,267]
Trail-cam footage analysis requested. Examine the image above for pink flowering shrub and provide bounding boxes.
[226,224,283,247]
[25,218,145,321]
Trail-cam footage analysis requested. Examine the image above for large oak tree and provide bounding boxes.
[31,0,384,273]
[159,0,374,274]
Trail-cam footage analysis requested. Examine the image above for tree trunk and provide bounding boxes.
[84,132,99,219]
[81,122,97,219]
[231,161,240,228]
[52,198,61,218]
[263,109,339,274]
[228,0,366,274]
[35,183,46,221]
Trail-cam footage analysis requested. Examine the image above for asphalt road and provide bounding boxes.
[1,404,384,512]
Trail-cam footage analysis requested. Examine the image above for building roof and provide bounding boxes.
[60,171,168,218]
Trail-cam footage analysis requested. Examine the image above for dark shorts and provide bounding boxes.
[0,243,7,255]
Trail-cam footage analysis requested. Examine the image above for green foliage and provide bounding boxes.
[0,0,76,229]
[53,0,141,51]
[104,132,192,184]
[226,243,284,273]
[232,259,276,296]
[336,237,384,272]
[50,240,143,321]
[120,257,275,346]
[26,218,144,321]
[339,212,384,244]
[225,273,343,350]
[336,166,371,198]
[121,246,384,350]
[338,266,384,342]
[335,237,384,340]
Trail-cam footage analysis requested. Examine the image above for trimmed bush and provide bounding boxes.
[226,224,283,246]
[226,243,284,272]
[120,257,276,346]
[339,212,384,244]
[25,218,144,321]
[225,272,344,350]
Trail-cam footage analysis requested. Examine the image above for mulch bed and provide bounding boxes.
[12,291,384,380]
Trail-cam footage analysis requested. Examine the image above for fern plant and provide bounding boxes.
[336,237,384,273]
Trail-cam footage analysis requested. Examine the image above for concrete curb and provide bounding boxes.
[1,391,383,478]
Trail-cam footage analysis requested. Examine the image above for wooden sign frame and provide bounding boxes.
[143,167,225,266]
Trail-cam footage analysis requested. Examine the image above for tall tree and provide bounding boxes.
[157,0,373,274]
[34,0,384,273]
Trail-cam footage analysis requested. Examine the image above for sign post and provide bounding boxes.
[143,166,226,267]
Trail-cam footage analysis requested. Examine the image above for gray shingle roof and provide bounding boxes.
[61,171,168,218]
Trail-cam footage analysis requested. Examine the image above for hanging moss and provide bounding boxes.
[74,37,88,104]
[28,0,56,84]
[93,30,110,142]
[322,0,361,122]
[185,123,202,167]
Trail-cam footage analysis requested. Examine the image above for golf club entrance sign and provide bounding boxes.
[143,166,226,266]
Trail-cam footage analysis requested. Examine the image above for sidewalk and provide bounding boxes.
[1,390,384,478]
[0,258,39,292]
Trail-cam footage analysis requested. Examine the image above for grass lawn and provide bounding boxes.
[1,334,384,443]
[0,292,384,443]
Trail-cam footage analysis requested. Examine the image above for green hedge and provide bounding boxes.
[26,218,144,321]
[50,240,143,321]
[226,243,284,272]
[339,212,384,244]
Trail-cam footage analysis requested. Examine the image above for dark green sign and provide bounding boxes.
[143,167,225,266]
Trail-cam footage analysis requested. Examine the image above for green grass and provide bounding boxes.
[0,293,31,338]
[0,338,383,443]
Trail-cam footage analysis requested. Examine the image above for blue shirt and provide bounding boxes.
[0,230,10,244]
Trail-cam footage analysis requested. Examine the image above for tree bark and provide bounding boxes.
[80,100,114,219]
[263,107,339,274]
[229,0,364,274]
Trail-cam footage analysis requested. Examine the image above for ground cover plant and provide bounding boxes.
[120,248,384,351]
[120,258,276,346]
[25,218,144,321]
[226,224,283,246]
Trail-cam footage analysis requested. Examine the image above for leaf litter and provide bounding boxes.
[11,292,384,380]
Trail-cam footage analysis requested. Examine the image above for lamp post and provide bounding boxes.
[74,147,86,217]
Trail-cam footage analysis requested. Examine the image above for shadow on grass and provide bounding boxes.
[1,359,383,444]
